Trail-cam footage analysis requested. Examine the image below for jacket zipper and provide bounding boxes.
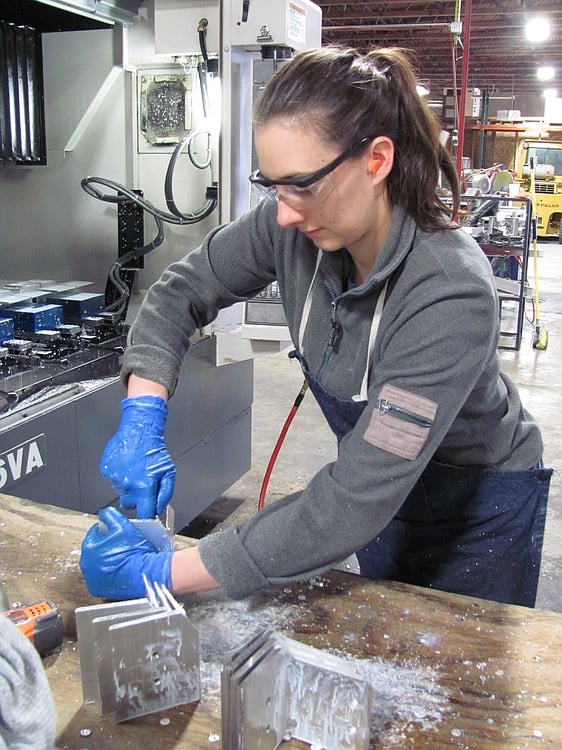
[375,398,433,428]
[316,298,340,379]
[328,300,342,351]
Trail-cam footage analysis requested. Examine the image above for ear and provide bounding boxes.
[367,136,394,179]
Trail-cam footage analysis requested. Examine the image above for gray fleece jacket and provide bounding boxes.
[123,201,543,599]
[0,615,56,750]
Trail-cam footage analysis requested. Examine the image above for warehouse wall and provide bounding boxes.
[488,92,546,120]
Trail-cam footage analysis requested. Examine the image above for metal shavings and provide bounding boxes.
[184,593,449,746]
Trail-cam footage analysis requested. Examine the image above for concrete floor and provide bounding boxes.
[186,240,562,614]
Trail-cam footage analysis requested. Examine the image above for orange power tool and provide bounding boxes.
[2,598,64,656]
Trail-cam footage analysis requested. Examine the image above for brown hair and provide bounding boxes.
[254,46,459,232]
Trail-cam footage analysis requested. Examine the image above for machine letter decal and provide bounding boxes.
[0,435,46,489]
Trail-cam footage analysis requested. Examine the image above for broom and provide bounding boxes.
[529,157,549,350]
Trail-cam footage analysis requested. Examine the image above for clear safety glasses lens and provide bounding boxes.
[248,135,375,208]
[251,181,279,202]
[279,174,336,207]
[251,173,335,208]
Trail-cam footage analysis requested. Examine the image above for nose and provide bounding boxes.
[276,198,307,229]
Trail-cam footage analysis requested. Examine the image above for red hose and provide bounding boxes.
[257,380,308,511]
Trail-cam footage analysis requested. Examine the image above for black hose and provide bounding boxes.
[81,52,218,316]
[81,176,215,226]
[198,19,209,62]
[464,196,500,226]
[164,133,214,219]
[197,62,209,118]
[197,19,210,118]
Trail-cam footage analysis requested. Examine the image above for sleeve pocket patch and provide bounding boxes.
[363,384,437,461]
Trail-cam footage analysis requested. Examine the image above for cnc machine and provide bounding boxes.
[0,0,320,529]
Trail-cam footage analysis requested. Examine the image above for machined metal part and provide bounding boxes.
[75,579,200,722]
[238,642,288,749]
[281,640,373,749]
[221,629,372,750]
[111,605,200,722]
[129,504,175,551]
[75,598,152,704]
[92,605,167,714]
[221,627,276,747]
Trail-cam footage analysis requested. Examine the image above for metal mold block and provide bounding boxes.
[111,607,200,722]
[129,505,175,551]
[282,652,372,748]
[222,629,372,750]
[75,598,152,704]
[75,581,200,722]
[92,606,167,714]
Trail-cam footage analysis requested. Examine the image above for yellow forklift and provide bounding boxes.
[516,139,562,242]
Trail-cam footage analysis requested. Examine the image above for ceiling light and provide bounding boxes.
[537,66,555,81]
[525,16,551,43]
[416,84,429,97]
[543,88,558,99]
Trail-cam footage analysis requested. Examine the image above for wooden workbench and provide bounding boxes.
[1,492,561,749]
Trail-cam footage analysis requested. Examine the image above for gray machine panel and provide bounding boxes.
[0,337,253,530]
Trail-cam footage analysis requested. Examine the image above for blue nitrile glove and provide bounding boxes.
[100,395,176,519]
[80,506,173,600]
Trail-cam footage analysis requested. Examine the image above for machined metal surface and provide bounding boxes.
[76,580,200,722]
[130,505,175,551]
[92,605,166,715]
[75,598,152,705]
[112,604,200,722]
[222,629,372,750]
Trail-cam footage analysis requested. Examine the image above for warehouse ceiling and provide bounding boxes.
[312,1,562,101]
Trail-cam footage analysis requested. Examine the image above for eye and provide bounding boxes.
[289,184,315,196]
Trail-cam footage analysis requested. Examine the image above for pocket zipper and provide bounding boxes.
[375,398,433,428]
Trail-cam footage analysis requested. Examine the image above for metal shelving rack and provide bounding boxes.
[460,193,532,351]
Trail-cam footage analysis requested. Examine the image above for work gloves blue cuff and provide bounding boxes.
[100,395,176,519]
[80,506,173,600]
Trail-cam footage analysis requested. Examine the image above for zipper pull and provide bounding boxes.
[377,398,392,415]
[376,398,433,428]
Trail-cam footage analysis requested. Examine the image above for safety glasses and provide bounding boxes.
[249,135,374,207]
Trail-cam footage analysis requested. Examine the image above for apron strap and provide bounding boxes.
[299,249,388,401]
[352,280,389,402]
[298,249,324,354]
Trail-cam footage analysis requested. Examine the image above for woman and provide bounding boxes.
[80,47,551,607]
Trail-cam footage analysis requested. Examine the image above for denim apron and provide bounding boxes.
[291,250,552,607]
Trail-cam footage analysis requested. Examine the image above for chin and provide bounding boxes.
[318,240,345,253]
[306,232,338,250]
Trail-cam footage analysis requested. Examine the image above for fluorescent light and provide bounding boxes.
[543,88,558,99]
[416,84,429,97]
[525,16,551,43]
[537,66,555,81]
